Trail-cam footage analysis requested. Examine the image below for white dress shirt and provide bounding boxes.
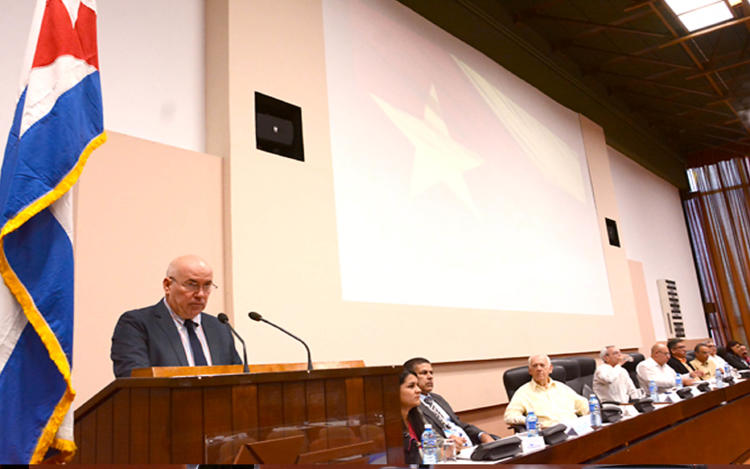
[710,353,729,370]
[164,298,213,366]
[636,357,676,391]
[593,363,638,403]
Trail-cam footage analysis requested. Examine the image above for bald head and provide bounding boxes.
[166,255,211,277]
[163,255,214,320]
[651,342,670,366]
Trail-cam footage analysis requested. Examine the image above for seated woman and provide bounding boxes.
[723,340,750,370]
[400,368,424,464]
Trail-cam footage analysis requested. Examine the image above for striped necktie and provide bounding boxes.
[423,395,450,430]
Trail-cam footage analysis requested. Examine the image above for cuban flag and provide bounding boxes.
[0,0,105,463]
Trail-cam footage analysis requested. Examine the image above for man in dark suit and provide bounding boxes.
[723,340,750,370]
[111,255,242,377]
[403,357,495,448]
[666,338,703,379]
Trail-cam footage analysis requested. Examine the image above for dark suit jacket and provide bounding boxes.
[667,357,694,375]
[111,299,242,377]
[419,392,485,445]
[723,351,750,370]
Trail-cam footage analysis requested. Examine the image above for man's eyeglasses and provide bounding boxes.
[169,276,217,293]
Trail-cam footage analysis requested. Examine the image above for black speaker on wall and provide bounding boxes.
[255,91,304,161]
[605,218,620,247]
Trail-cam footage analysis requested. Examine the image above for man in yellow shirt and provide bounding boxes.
[504,355,589,429]
[689,343,716,380]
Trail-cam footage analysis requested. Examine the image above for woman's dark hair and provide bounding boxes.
[400,367,417,384]
[727,340,742,354]
[399,368,425,435]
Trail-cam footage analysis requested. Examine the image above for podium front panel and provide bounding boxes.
[73,366,403,464]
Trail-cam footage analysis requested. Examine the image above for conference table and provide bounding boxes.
[483,378,750,464]
[74,366,750,464]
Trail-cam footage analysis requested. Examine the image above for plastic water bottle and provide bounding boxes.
[648,380,657,401]
[421,424,438,464]
[525,411,538,437]
[675,373,682,388]
[715,368,724,388]
[724,364,732,378]
[589,394,602,427]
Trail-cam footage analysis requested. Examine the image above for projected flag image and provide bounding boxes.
[322,0,613,316]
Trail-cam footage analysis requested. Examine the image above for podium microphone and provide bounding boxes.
[248,311,313,371]
[217,313,249,373]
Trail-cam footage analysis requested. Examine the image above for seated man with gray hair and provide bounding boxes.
[593,346,639,403]
[504,354,589,429]
[689,342,717,380]
[705,338,729,370]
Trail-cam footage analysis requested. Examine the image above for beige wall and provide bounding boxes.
[73,131,225,406]
[70,0,702,419]
[199,0,647,413]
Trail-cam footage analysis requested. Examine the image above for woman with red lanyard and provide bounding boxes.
[401,368,425,464]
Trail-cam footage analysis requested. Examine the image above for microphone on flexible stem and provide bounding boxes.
[217,313,249,373]
[248,311,313,371]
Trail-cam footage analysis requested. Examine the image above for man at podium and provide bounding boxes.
[110,255,242,377]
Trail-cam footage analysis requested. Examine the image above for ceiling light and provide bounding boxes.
[664,0,734,31]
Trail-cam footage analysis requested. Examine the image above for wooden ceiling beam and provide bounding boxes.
[598,70,721,98]
[656,16,750,50]
[618,90,735,117]
[686,57,750,79]
[572,9,654,40]
[527,13,671,38]
[566,43,695,70]
[645,2,745,130]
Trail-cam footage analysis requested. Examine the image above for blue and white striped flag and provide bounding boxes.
[0,0,105,463]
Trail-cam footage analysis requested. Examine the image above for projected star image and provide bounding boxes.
[371,86,483,218]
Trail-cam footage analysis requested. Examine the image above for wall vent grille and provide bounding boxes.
[657,279,685,338]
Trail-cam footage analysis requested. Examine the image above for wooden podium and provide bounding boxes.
[73,365,403,464]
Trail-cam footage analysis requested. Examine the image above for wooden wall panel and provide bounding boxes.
[382,374,404,465]
[232,384,258,440]
[324,378,347,422]
[111,389,130,463]
[74,367,401,464]
[363,375,383,424]
[203,385,233,438]
[73,416,82,464]
[305,380,326,424]
[170,387,204,463]
[600,394,750,463]
[78,413,96,464]
[282,381,307,431]
[94,398,113,463]
[129,387,149,463]
[345,377,364,423]
[257,382,283,440]
[148,388,171,463]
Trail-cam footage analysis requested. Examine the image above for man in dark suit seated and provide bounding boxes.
[724,340,750,370]
[403,357,495,448]
[111,255,242,377]
[666,338,703,380]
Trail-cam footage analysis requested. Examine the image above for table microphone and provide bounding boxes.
[217,313,249,373]
[248,311,313,371]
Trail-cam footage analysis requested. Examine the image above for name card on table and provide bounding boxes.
[521,435,546,453]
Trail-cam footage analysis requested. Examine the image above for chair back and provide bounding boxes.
[574,357,596,394]
[551,358,581,394]
[503,364,566,401]
[622,352,645,388]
